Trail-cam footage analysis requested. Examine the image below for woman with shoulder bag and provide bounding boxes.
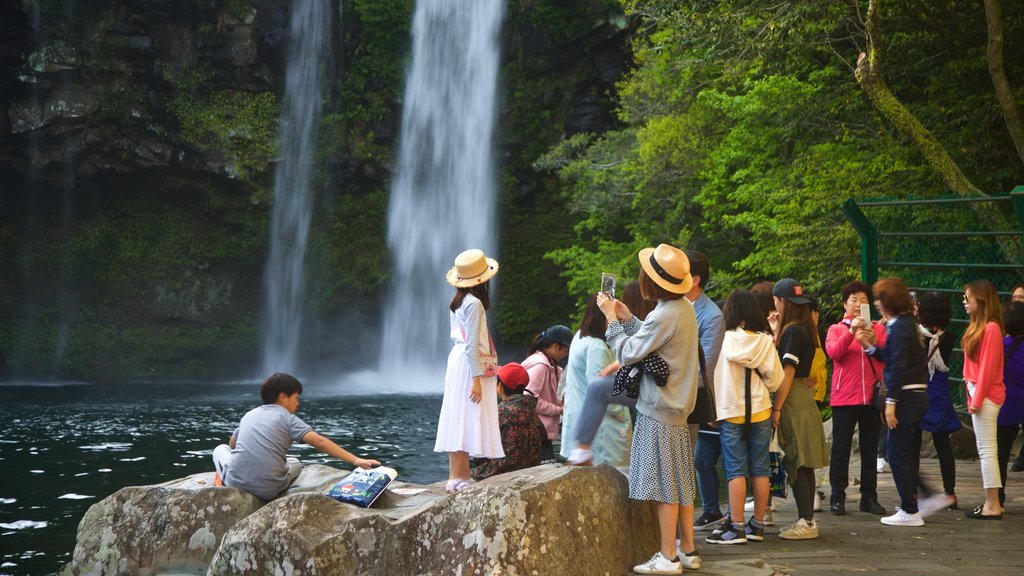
[854,278,930,526]
[598,244,702,574]
[705,290,784,545]
[824,281,888,516]
[769,279,829,540]
[914,291,960,513]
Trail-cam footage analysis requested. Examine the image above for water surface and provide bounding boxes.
[0,382,444,575]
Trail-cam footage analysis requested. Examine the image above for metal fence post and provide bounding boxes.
[841,199,878,285]
[1012,186,1024,270]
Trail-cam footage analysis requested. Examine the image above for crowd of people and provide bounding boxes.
[436,245,1024,575]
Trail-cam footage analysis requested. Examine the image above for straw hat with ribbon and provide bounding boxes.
[638,244,693,295]
[446,249,499,288]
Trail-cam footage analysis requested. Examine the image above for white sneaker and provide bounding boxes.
[764,507,774,526]
[779,518,819,540]
[877,458,886,473]
[633,551,682,575]
[881,508,924,526]
[675,549,702,570]
[918,494,956,518]
[567,448,593,466]
[813,490,822,512]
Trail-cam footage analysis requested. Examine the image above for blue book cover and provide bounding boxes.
[326,466,397,508]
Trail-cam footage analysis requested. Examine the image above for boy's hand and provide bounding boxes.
[353,458,380,469]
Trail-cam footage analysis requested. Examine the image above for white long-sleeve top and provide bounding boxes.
[450,294,491,377]
[713,327,784,421]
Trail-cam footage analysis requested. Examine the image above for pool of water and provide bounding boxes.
[0,381,446,576]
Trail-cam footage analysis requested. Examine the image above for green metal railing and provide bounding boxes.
[842,186,1024,411]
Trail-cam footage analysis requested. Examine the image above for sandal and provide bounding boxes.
[965,505,1002,520]
[452,478,477,492]
[445,479,461,494]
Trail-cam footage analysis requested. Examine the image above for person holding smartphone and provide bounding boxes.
[824,281,887,516]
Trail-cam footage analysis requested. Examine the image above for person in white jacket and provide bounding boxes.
[706,289,784,545]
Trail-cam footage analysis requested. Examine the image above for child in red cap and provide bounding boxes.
[471,363,548,480]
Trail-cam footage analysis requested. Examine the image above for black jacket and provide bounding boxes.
[868,315,929,400]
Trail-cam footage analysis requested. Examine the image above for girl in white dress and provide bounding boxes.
[434,249,504,492]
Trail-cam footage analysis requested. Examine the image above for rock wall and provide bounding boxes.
[0,0,632,380]
[62,464,659,576]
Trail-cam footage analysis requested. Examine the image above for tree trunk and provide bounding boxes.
[854,0,983,195]
[984,0,1024,167]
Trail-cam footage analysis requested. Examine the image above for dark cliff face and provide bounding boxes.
[0,0,631,380]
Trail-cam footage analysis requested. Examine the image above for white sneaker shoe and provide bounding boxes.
[876,458,886,473]
[633,551,682,575]
[779,518,819,540]
[567,448,593,466]
[764,507,774,526]
[881,508,924,526]
[675,549,702,570]
[918,494,956,518]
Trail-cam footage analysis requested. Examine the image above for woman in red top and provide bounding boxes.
[961,279,1006,519]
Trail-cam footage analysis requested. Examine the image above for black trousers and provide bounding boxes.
[829,404,881,501]
[887,391,927,514]
[997,423,1024,505]
[913,429,956,497]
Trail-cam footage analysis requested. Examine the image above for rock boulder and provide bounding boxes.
[64,464,660,576]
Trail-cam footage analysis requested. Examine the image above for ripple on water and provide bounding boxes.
[78,442,133,451]
[57,494,94,500]
[0,520,48,530]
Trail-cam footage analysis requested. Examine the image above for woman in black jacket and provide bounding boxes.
[854,277,929,527]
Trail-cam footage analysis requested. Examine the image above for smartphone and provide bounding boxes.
[859,303,872,323]
[601,272,616,299]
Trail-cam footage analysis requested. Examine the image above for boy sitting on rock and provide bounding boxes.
[471,363,547,480]
[213,372,380,500]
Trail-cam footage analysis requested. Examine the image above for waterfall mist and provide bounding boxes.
[261,1,332,376]
[379,0,506,388]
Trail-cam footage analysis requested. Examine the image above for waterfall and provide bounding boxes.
[379,0,506,381]
[260,1,331,375]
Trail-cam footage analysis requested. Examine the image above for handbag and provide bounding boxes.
[687,343,717,424]
[867,357,885,411]
[612,353,670,399]
[769,429,788,498]
[459,326,498,378]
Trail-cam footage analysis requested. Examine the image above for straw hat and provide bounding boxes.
[446,249,499,288]
[638,244,693,295]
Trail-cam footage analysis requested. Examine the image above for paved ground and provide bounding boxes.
[650,455,1024,575]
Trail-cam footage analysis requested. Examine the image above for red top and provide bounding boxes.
[962,321,1006,409]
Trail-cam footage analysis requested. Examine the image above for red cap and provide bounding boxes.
[497,362,529,389]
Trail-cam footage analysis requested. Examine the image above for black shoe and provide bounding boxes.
[830,499,847,515]
[693,510,726,531]
[859,498,886,515]
[1012,458,1024,472]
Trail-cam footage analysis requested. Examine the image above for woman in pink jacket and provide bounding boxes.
[962,279,1006,519]
[824,281,887,516]
[522,324,572,460]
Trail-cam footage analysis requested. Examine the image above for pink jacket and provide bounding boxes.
[825,318,887,406]
[963,321,1006,410]
[522,350,563,440]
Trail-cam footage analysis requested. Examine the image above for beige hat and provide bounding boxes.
[638,244,693,294]
[446,249,499,288]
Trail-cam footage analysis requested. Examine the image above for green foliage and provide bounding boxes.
[538,0,1024,323]
[170,68,279,182]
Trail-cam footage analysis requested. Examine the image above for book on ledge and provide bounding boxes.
[326,466,398,508]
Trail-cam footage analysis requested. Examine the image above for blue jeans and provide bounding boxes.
[573,375,636,446]
[694,426,722,513]
[718,419,772,481]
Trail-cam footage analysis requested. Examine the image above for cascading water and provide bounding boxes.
[379,0,506,383]
[261,1,331,375]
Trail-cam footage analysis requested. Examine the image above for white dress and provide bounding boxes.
[434,294,504,458]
